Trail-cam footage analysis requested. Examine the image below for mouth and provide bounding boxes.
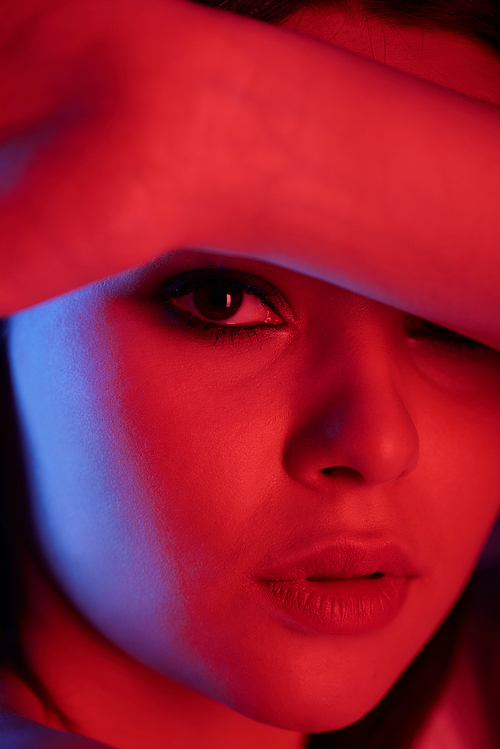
[306,572,384,581]
[256,540,420,636]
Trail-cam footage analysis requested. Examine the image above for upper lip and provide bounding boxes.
[257,539,421,581]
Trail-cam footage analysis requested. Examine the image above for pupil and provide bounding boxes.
[193,284,243,320]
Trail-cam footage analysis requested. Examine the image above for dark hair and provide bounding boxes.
[1,0,500,745]
[0,318,78,730]
[199,0,500,55]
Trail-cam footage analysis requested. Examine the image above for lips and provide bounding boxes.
[256,540,420,635]
[259,540,420,581]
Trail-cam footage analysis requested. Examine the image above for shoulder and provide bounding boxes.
[0,712,114,749]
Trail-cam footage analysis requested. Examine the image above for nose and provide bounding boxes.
[283,359,420,489]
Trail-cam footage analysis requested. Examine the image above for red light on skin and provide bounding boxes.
[7,249,500,742]
[2,2,500,749]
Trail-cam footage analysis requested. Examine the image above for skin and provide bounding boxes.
[1,0,500,347]
[2,6,500,749]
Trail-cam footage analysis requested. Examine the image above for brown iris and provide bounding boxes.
[192,284,244,321]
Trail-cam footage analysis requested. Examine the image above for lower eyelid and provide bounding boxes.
[186,318,262,345]
[162,302,281,346]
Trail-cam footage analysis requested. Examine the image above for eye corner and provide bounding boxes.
[150,265,293,347]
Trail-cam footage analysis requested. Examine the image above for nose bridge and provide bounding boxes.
[341,329,403,410]
[339,351,420,478]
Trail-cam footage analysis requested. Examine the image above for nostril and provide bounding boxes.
[320,466,363,481]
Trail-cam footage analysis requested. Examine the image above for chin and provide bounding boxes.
[222,680,387,735]
[241,703,378,735]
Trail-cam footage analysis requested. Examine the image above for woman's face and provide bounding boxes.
[8,247,500,732]
[7,8,500,735]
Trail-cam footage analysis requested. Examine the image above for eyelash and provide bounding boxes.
[407,319,482,354]
[153,268,287,345]
[152,269,484,354]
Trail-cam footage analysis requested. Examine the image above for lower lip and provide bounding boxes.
[259,575,411,635]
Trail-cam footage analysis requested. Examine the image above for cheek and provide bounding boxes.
[403,370,500,618]
[7,304,202,676]
[406,343,500,552]
[7,301,290,676]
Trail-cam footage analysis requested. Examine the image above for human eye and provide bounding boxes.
[406,317,483,354]
[152,267,287,345]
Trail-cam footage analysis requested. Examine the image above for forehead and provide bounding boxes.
[282,7,500,104]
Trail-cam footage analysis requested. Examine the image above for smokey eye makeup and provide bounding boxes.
[152,267,290,345]
[147,259,486,355]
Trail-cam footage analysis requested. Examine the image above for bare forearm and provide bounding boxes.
[242,60,500,349]
[1,0,499,348]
